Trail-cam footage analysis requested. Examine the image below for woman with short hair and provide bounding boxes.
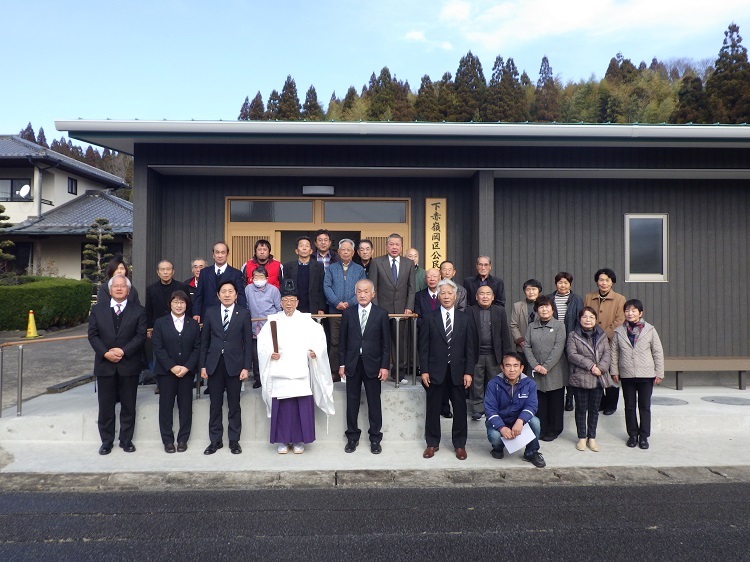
[96,255,141,305]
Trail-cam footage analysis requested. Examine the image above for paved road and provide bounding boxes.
[0,483,748,561]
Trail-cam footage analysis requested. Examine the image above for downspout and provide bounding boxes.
[26,157,60,218]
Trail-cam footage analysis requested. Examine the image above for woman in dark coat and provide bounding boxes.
[96,256,141,305]
[566,307,611,452]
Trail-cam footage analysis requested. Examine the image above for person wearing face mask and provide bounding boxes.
[584,268,626,415]
[245,266,282,389]
[611,299,664,450]
[523,295,568,442]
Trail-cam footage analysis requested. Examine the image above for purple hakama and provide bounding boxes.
[270,395,316,444]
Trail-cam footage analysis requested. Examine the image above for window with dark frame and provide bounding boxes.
[625,214,668,282]
[0,178,32,202]
[68,177,78,195]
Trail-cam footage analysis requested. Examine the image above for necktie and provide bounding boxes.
[391,258,398,283]
[223,308,230,332]
[360,308,368,335]
[115,304,122,316]
[445,311,452,363]
[431,294,437,310]
[217,268,223,277]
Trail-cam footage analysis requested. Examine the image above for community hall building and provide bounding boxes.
[56,120,749,365]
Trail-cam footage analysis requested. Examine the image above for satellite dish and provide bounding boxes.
[18,184,31,198]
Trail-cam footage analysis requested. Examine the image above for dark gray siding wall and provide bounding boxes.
[494,178,749,357]
[151,175,474,285]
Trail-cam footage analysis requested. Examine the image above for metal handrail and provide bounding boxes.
[0,335,89,418]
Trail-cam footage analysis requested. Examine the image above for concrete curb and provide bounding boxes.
[2,466,750,492]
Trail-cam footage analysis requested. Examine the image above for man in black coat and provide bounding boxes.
[282,236,326,314]
[88,274,147,455]
[200,280,253,455]
[463,255,506,308]
[338,279,391,454]
[145,260,192,329]
[419,279,477,460]
[193,242,246,322]
[467,285,513,420]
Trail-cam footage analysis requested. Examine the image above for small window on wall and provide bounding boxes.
[625,214,668,282]
[68,177,78,195]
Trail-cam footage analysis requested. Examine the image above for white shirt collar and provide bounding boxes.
[223,303,235,316]
[215,263,225,275]
[358,302,372,314]
[441,306,454,322]
[110,299,127,311]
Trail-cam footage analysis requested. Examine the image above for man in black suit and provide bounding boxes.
[463,255,506,308]
[338,279,391,454]
[468,285,513,421]
[419,279,477,460]
[282,236,326,315]
[88,274,147,455]
[414,268,441,320]
[145,260,192,329]
[193,242,246,322]
[200,280,253,455]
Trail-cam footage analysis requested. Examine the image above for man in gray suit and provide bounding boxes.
[370,233,416,383]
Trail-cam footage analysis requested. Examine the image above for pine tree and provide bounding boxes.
[36,128,49,148]
[705,23,750,123]
[342,86,359,116]
[367,67,396,120]
[19,123,35,142]
[84,146,102,168]
[302,86,324,121]
[436,72,456,121]
[0,204,14,273]
[453,51,486,121]
[530,56,561,121]
[249,92,265,120]
[238,96,252,120]
[278,75,301,120]
[391,77,415,121]
[265,90,281,120]
[482,56,505,122]
[81,218,114,283]
[500,58,529,121]
[415,75,441,121]
[671,76,708,123]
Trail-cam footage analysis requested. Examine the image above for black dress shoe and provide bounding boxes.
[471,412,484,421]
[229,441,242,454]
[441,411,453,419]
[203,387,210,395]
[370,442,382,454]
[164,443,176,454]
[99,443,113,455]
[539,433,557,442]
[626,435,638,448]
[491,448,504,459]
[204,441,223,455]
[638,437,650,449]
[252,379,262,389]
[344,440,358,453]
[119,442,136,453]
[176,442,188,453]
[603,409,616,416]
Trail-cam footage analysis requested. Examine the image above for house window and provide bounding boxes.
[7,242,33,274]
[0,178,32,202]
[68,177,78,195]
[625,214,668,282]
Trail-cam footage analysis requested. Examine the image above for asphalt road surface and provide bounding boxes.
[0,483,748,561]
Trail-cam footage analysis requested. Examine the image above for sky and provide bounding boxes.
[3,0,750,149]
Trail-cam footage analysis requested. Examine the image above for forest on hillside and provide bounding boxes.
[238,23,750,125]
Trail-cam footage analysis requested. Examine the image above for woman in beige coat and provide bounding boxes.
[611,299,664,450]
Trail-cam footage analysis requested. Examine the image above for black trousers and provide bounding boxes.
[251,338,260,380]
[345,358,383,444]
[425,367,468,448]
[537,387,565,437]
[157,373,194,445]
[599,385,620,412]
[97,373,139,446]
[621,377,654,438]
[208,356,243,443]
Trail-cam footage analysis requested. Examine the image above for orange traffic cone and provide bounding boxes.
[25,310,41,338]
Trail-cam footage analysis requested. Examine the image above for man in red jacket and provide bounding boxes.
[243,239,282,289]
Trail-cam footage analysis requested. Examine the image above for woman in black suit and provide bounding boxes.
[152,290,200,453]
[96,256,141,305]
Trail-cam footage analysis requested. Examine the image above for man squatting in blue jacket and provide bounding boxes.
[484,351,547,468]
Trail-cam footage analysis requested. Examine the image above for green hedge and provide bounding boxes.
[0,278,93,330]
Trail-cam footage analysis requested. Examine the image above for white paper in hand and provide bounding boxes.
[501,423,536,454]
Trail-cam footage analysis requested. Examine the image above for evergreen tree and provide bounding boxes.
[238,96,252,120]
[530,56,561,121]
[19,123,35,142]
[367,67,397,120]
[0,204,14,273]
[415,75,441,121]
[326,91,342,120]
[453,51,486,121]
[391,77,415,121]
[84,146,102,168]
[671,76,708,123]
[705,23,750,123]
[482,56,505,121]
[342,86,359,115]
[302,86,324,121]
[436,72,456,120]
[501,58,529,121]
[81,218,114,284]
[36,128,49,148]
[249,92,265,120]
[265,90,281,120]
[278,75,301,120]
